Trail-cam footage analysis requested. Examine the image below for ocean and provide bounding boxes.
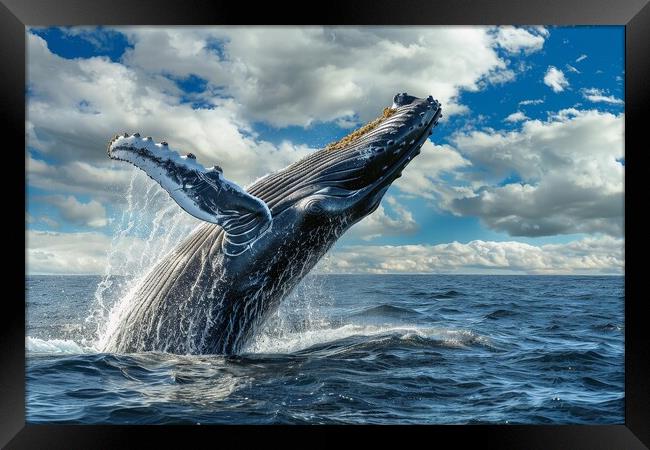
[25,274,624,424]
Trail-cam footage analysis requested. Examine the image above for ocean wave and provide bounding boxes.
[484,309,518,320]
[591,323,623,332]
[410,289,463,300]
[25,274,625,425]
[515,349,609,366]
[26,336,95,355]
[27,321,495,359]
[245,323,493,355]
[351,304,420,318]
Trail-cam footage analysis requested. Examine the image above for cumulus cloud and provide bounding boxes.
[504,111,528,122]
[26,230,168,275]
[345,196,418,241]
[443,108,624,237]
[581,87,624,105]
[37,216,60,228]
[322,235,623,275]
[27,230,118,274]
[492,26,548,54]
[27,154,134,202]
[45,195,108,228]
[26,26,625,277]
[116,26,532,126]
[543,66,569,92]
[25,26,545,209]
[483,68,516,86]
[27,230,622,275]
[393,141,472,200]
[26,32,312,190]
[26,197,199,276]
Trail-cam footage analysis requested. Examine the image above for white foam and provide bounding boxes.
[26,337,94,355]
[245,323,490,354]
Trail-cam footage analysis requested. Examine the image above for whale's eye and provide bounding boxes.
[303,197,325,216]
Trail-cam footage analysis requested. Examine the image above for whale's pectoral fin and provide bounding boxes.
[107,133,272,256]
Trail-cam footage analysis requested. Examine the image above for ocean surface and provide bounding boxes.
[26,274,624,424]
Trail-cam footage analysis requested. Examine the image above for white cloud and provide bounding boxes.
[543,66,569,92]
[26,229,167,275]
[518,98,544,106]
[24,27,625,278]
[344,196,418,241]
[393,140,472,200]
[27,154,134,202]
[323,235,623,274]
[576,54,588,63]
[483,68,516,86]
[533,26,550,38]
[56,26,124,51]
[25,26,546,219]
[27,230,118,274]
[504,111,528,122]
[444,108,624,237]
[27,231,622,276]
[565,64,580,74]
[492,26,548,54]
[45,195,108,228]
[26,196,199,276]
[581,87,624,105]
[38,216,60,228]
[26,32,313,190]
[117,26,525,126]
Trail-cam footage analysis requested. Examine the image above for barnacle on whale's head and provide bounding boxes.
[325,107,397,151]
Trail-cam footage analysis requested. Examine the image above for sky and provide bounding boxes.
[25,26,625,275]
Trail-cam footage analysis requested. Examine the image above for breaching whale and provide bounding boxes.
[105,93,442,354]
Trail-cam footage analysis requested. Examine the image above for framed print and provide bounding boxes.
[4,0,649,447]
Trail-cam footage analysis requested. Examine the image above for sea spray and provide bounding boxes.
[83,171,137,346]
[244,272,335,353]
[84,169,199,350]
[240,226,345,354]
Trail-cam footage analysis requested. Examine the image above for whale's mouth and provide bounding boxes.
[316,94,442,203]
[241,93,442,218]
[375,102,441,185]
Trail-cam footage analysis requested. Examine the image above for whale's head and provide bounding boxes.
[105,92,441,258]
[264,93,441,230]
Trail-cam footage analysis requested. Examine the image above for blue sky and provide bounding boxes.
[25,26,624,275]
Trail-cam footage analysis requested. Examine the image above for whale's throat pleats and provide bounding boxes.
[104,93,441,354]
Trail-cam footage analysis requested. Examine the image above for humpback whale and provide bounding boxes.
[104,93,442,355]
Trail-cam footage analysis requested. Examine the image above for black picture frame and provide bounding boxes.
[5,0,648,447]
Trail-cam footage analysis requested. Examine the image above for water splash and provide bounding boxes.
[27,336,92,354]
[84,169,200,351]
[81,169,353,355]
[244,271,335,354]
